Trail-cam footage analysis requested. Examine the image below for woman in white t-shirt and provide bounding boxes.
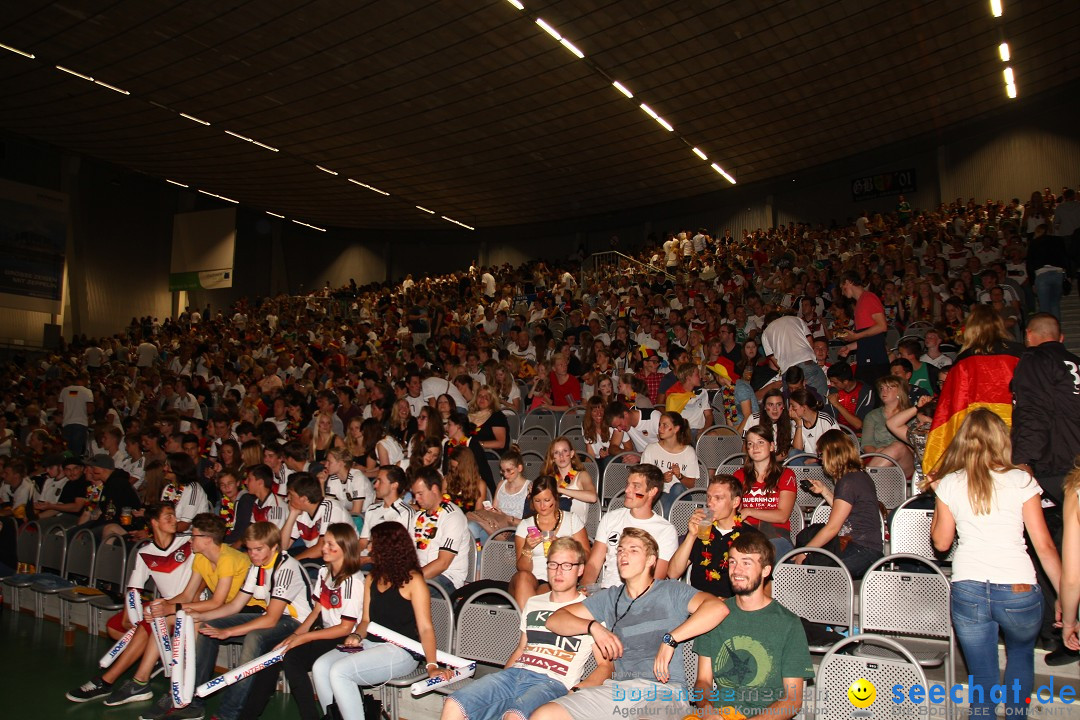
[929,409,1061,720]
[509,477,590,610]
[641,411,700,515]
[540,437,598,526]
[789,389,838,457]
[582,396,612,460]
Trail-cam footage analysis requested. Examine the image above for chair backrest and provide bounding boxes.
[889,499,956,562]
[465,539,478,583]
[787,502,805,543]
[93,535,128,594]
[861,453,908,509]
[584,496,602,540]
[715,453,745,479]
[773,547,854,632]
[501,409,520,441]
[517,427,552,456]
[559,407,587,435]
[478,528,520,583]
[520,452,546,482]
[600,453,638,507]
[682,641,699,688]
[300,559,323,586]
[426,581,455,653]
[563,426,587,454]
[125,539,151,586]
[811,499,885,545]
[454,587,522,665]
[16,520,42,568]
[816,634,930,719]
[487,458,504,485]
[608,490,662,516]
[667,489,707,537]
[695,425,742,469]
[839,424,861,450]
[859,554,951,641]
[39,525,68,575]
[521,412,557,438]
[784,462,830,510]
[66,528,97,584]
[578,454,600,487]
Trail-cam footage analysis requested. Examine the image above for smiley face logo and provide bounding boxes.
[847,678,876,708]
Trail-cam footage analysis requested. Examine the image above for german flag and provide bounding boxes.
[922,346,1022,474]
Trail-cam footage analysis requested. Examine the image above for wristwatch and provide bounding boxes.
[661,632,679,648]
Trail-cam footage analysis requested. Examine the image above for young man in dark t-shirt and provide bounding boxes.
[666,474,746,598]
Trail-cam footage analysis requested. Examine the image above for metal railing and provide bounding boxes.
[581,251,676,285]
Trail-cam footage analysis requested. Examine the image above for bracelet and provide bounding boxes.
[425,662,439,670]
[586,620,596,635]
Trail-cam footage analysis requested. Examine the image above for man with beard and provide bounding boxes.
[690,532,813,719]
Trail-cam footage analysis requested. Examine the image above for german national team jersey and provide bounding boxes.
[360,499,414,545]
[311,565,364,627]
[291,498,354,547]
[127,535,195,599]
[239,551,313,619]
[324,468,374,510]
[33,474,68,504]
[173,482,211,523]
[249,492,288,529]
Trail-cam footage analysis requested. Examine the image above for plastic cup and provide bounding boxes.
[541,530,554,556]
[696,509,714,540]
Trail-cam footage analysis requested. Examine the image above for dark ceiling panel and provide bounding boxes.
[0,0,1076,230]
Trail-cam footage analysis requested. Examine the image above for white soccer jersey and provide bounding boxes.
[239,552,313,619]
[325,468,374,511]
[311,566,364,628]
[250,492,288,529]
[127,536,195,599]
[291,498,354,547]
[413,501,471,589]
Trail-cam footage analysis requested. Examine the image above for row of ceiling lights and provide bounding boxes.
[990,1,1017,99]
[504,0,737,186]
[0,40,476,231]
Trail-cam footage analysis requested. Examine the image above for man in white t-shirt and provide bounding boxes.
[280,473,354,560]
[410,468,472,594]
[582,464,678,588]
[481,269,497,299]
[604,402,661,453]
[58,373,95,457]
[761,312,828,400]
[135,340,158,368]
[441,537,609,720]
[359,466,415,556]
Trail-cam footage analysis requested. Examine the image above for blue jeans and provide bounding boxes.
[1034,269,1064,320]
[795,360,829,403]
[62,424,88,458]
[429,573,458,597]
[446,666,568,720]
[190,612,300,720]
[312,641,419,720]
[468,520,490,544]
[951,580,1043,718]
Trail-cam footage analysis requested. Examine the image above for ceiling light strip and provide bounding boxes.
[166,179,188,187]
[711,164,736,185]
[692,147,708,161]
[506,0,524,9]
[415,205,435,214]
[441,216,475,230]
[93,79,129,95]
[315,165,338,176]
[197,189,238,204]
[56,65,93,81]
[535,18,561,40]
[179,112,210,125]
[266,211,285,218]
[0,42,34,59]
[348,178,390,196]
[612,81,633,99]
[990,0,1003,18]
[292,219,326,232]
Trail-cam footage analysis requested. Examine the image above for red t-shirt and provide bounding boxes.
[854,290,884,332]
[549,372,582,407]
[734,467,797,530]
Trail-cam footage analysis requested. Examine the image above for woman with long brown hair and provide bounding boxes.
[734,424,797,557]
[310,522,448,720]
[242,523,366,720]
[540,436,597,526]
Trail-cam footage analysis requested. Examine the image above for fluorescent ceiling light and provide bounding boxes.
[654,115,674,132]
[1003,66,1014,85]
[998,42,1010,62]
[1006,82,1017,98]
[612,81,633,99]
[692,147,708,160]
[292,220,326,232]
[711,164,736,184]
[348,178,390,196]
[315,165,338,176]
[56,65,93,81]
[416,205,435,214]
[251,139,278,152]
[990,0,1003,17]
[94,79,129,95]
[266,211,285,218]
[506,0,524,9]
[198,189,238,203]
[535,18,561,40]
[165,179,188,187]
[560,38,585,59]
[0,42,34,59]
[639,103,659,120]
[225,130,252,142]
[180,112,210,126]
[441,216,475,230]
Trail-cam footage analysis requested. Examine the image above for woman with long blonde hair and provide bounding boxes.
[929,409,1061,719]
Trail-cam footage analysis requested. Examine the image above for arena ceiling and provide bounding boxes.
[0,0,1077,231]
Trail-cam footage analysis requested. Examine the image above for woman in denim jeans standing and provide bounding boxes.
[930,409,1062,718]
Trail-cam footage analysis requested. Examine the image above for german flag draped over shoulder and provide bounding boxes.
[921,344,1023,474]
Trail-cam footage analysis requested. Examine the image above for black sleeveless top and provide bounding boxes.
[369,579,422,658]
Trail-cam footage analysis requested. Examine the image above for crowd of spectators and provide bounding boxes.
[0,184,1079,719]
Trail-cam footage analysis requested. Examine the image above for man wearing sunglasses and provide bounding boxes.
[440,537,610,720]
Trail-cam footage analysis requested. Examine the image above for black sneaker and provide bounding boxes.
[139,694,174,720]
[167,706,205,720]
[104,678,154,706]
[1045,644,1080,666]
[65,676,112,702]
